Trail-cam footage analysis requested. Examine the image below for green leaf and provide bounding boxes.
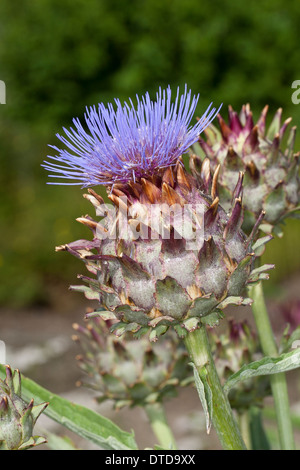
[189,362,213,434]
[44,433,79,450]
[85,310,116,320]
[224,348,300,394]
[0,365,138,451]
[251,235,273,256]
[69,285,100,300]
[18,436,48,450]
[201,309,224,327]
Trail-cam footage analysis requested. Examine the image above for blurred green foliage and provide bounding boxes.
[0,0,299,307]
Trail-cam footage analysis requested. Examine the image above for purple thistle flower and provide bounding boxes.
[42,85,221,187]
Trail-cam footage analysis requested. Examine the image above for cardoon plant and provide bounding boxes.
[36,86,300,450]
[190,104,300,450]
[43,87,271,342]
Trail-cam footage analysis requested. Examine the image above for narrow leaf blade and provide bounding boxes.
[190,362,212,433]
[224,348,300,394]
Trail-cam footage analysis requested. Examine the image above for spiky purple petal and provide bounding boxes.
[43,86,221,187]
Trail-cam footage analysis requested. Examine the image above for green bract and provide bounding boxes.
[0,366,48,450]
[73,318,193,409]
[58,162,272,339]
[191,104,300,235]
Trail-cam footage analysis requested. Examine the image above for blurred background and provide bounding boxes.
[0,0,300,308]
[0,0,300,449]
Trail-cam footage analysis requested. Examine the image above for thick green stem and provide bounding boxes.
[248,282,295,450]
[144,402,178,450]
[184,326,247,450]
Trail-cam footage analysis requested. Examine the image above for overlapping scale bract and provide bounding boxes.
[57,163,272,340]
[73,318,192,408]
[191,104,300,235]
[0,366,48,450]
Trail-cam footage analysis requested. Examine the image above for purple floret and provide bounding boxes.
[43,85,221,187]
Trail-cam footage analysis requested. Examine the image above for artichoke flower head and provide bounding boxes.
[191,104,300,236]
[0,366,48,450]
[43,87,273,340]
[73,318,193,408]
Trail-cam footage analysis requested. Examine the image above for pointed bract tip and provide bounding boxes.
[209,196,219,215]
[200,157,211,191]
[26,399,34,411]
[141,178,161,203]
[232,171,244,200]
[218,114,232,140]
[108,193,129,211]
[5,364,12,378]
[162,182,185,206]
[177,163,191,191]
[87,188,105,204]
[55,244,67,252]
[76,217,98,230]
[0,396,8,411]
[262,104,269,115]
[245,210,266,249]
[211,164,220,200]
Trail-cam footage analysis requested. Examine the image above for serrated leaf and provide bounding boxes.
[0,365,138,451]
[224,348,300,394]
[189,362,212,434]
